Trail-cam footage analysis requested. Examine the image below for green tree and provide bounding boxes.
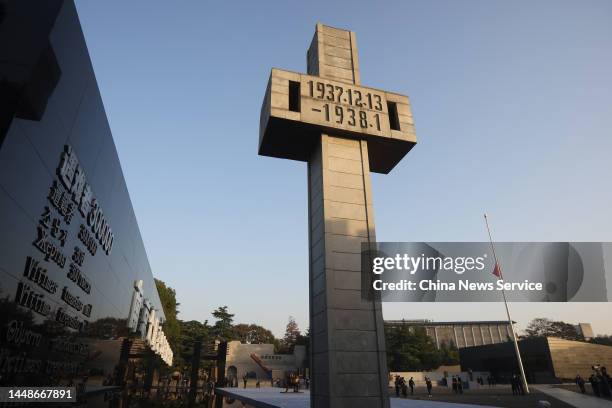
[278,316,301,353]
[550,321,583,341]
[232,323,275,344]
[178,320,211,369]
[413,327,442,370]
[385,325,442,371]
[386,324,419,371]
[212,306,234,341]
[590,335,612,346]
[295,326,310,347]
[524,318,553,338]
[524,318,582,341]
[180,320,210,340]
[439,341,459,366]
[155,279,181,351]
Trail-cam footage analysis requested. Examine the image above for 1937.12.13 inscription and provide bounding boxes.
[304,78,386,132]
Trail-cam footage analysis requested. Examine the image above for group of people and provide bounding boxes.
[474,376,495,386]
[393,375,432,397]
[284,373,301,393]
[450,376,463,394]
[578,365,612,398]
[241,373,261,389]
[270,373,309,392]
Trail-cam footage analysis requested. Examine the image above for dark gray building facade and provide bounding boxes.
[1,0,169,393]
[460,337,612,383]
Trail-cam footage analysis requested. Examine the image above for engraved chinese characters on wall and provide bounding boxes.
[56,145,114,255]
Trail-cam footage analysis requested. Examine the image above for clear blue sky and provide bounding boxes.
[75,0,612,337]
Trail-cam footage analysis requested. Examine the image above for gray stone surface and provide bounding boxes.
[216,388,501,408]
[534,385,612,408]
[224,341,307,384]
[307,135,388,408]
[259,67,416,174]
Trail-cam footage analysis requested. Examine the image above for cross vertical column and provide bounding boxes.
[307,24,389,408]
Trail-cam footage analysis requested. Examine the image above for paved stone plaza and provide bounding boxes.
[217,385,612,408]
[217,388,499,408]
[534,385,612,408]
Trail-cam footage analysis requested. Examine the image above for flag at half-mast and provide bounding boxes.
[492,262,503,279]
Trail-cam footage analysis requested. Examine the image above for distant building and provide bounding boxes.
[460,337,612,383]
[574,323,595,340]
[384,319,513,349]
[224,341,307,384]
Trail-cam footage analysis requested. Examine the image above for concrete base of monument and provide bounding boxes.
[216,388,500,408]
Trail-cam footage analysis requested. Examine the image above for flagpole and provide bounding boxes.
[484,213,530,394]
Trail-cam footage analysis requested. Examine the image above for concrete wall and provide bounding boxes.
[460,336,612,383]
[225,341,307,381]
[547,337,612,380]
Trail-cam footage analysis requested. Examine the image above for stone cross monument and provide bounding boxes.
[259,23,417,408]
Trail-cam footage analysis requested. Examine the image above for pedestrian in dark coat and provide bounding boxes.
[394,376,400,397]
[575,375,586,393]
[600,367,612,398]
[425,377,433,397]
[590,374,600,397]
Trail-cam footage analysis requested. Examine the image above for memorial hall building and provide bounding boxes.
[385,319,513,349]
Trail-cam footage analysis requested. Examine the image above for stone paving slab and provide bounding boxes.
[216,388,501,408]
[534,385,612,408]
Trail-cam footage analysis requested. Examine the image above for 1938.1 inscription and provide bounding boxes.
[301,76,390,136]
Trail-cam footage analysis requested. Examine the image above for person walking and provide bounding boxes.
[425,377,433,397]
[590,373,600,397]
[401,377,408,398]
[394,375,400,397]
[452,376,457,393]
[517,375,525,395]
[457,377,463,395]
[600,367,611,398]
[243,374,248,389]
[408,377,415,395]
[293,373,300,393]
[511,375,518,396]
[575,374,586,393]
